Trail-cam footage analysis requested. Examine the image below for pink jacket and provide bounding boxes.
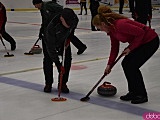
[107,19,157,65]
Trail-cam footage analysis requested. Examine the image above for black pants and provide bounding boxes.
[79,2,87,14]
[1,24,15,45]
[136,16,148,25]
[70,33,86,50]
[122,36,159,97]
[119,0,124,14]
[129,0,135,12]
[42,37,72,85]
[90,8,98,31]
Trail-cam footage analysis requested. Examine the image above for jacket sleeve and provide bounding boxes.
[69,14,79,30]
[107,34,120,66]
[46,22,60,63]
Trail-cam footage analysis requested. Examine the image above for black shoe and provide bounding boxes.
[58,84,69,93]
[77,45,87,55]
[44,84,52,93]
[92,29,97,31]
[11,43,16,51]
[78,13,82,15]
[120,92,135,101]
[131,96,148,104]
[119,12,123,14]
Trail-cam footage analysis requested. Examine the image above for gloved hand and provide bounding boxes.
[104,65,111,75]
[39,32,43,39]
[39,27,44,39]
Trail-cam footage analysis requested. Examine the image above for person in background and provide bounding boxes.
[128,0,134,13]
[92,5,159,104]
[78,0,87,15]
[119,0,124,14]
[52,0,87,55]
[132,0,152,25]
[0,2,16,51]
[89,0,100,31]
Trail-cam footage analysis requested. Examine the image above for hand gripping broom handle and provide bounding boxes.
[84,53,124,99]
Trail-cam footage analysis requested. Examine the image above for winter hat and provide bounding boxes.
[61,8,76,26]
[32,0,42,5]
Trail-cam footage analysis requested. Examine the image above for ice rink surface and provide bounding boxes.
[0,7,160,120]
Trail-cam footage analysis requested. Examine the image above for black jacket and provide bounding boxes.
[46,14,78,63]
[134,0,152,18]
[89,0,100,11]
[40,1,63,34]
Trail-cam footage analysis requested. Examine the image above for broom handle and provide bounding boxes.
[85,53,124,98]
[57,29,72,98]
[0,36,10,55]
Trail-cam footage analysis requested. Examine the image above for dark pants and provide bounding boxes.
[1,24,16,45]
[122,36,159,97]
[42,36,72,85]
[90,8,98,31]
[79,2,87,14]
[119,0,124,14]
[136,16,148,25]
[129,0,135,12]
[70,34,86,50]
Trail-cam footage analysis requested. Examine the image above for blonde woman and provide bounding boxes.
[92,6,159,104]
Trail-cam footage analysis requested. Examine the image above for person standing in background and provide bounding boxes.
[119,0,124,14]
[133,0,152,25]
[89,0,100,31]
[52,0,87,55]
[0,2,16,51]
[78,0,87,15]
[128,0,134,13]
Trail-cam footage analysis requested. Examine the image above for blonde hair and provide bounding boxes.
[92,5,128,27]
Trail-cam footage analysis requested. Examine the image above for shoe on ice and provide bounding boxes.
[77,45,87,55]
[58,83,69,93]
[131,96,148,104]
[120,92,135,101]
[11,43,16,51]
[44,84,52,93]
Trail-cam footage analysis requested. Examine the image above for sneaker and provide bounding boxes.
[44,84,52,93]
[58,84,69,93]
[131,96,148,104]
[120,92,135,101]
[77,45,87,55]
[11,43,16,51]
